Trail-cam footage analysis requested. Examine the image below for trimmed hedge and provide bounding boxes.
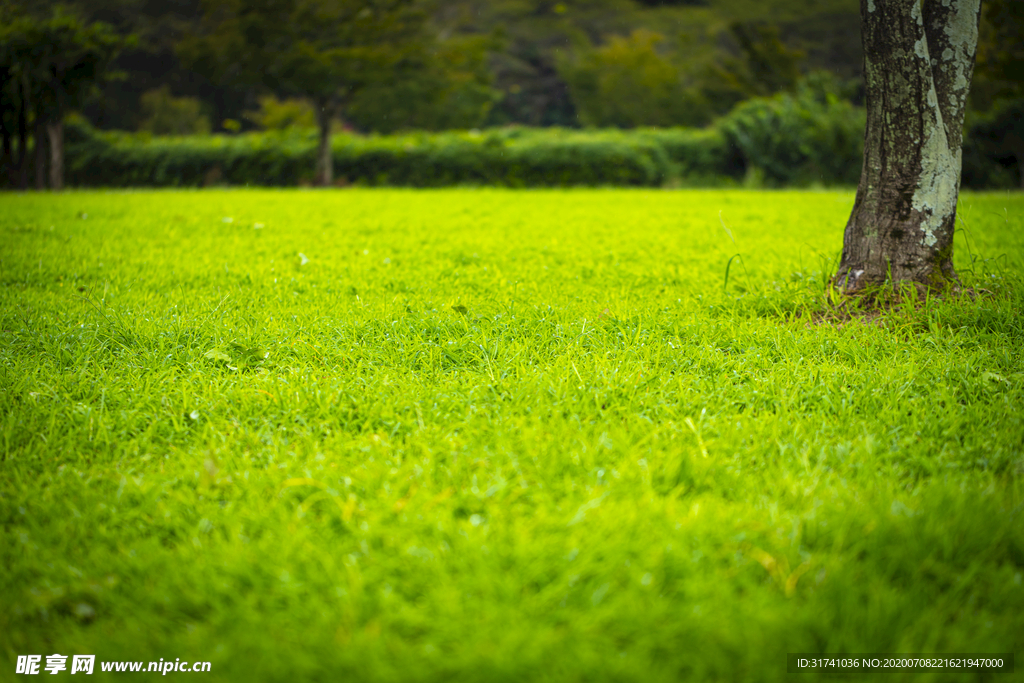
[66,124,729,188]
[65,125,318,188]
[635,127,746,184]
[62,94,1016,190]
[62,93,1016,189]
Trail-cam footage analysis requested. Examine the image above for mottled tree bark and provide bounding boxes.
[835,0,982,294]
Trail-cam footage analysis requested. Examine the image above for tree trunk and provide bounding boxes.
[315,105,333,187]
[16,87,28,190]
[1,116,10,187]
[47,119,64,192]
[1012,139,1024,190]
[835,0,982,295]
[33,117,46,191]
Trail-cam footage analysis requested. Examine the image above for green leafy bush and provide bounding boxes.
[138,86,211,135]
[65,125,315,187]
[244,96,317,131]
[559,30,712,129]
[635,127,745,183]
[347,36,499,134]
[718,73,865,186]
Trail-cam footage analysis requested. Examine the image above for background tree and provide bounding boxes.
[703,22,805,108]
[969,98,1024,189]
[963,0,1023,189]
[559,29,711,128]
[138,85,211,135]
[180,0,432,186]
[8,0,864,135]
[244,96,317,131]
[0,8,32,189]
[719,72,864,186]
[36,10,125,191]
[346,34,498,133]
[969,0,1023,112]
[447,0,857,128]
[0,6,126,190]
[834,0,981,296]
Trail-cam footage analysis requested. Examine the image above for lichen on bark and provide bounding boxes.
[835,0,981,296]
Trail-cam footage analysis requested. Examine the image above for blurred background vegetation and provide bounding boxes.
[1,0,1021,189]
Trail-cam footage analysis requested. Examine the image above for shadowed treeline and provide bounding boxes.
[1,0,1021,189]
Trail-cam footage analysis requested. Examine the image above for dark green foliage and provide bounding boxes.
[726,22,804,96]
[0,5,129,188]
[345,36,499,134]
[636,127,745,182]
[139,85,211,135]
[178,0,429,106]
[971,0,1024,112]
[702,21,806,111]
[559,29,712,129]
[338,131,673,187]
[178,0,444,184]
[718,73,865,186]
[963,98,1024,190]
[633,0,707,5]
[17,0,863,134]
[64,122,316,187]
[0,7,126,118]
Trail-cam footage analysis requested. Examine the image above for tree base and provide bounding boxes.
[833,261,961,299]
[811,279,979,327]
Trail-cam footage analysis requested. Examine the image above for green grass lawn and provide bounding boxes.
[2,188,1022,682]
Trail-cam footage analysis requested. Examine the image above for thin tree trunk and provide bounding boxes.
[1,115,10,187]
[33,117,46,190]
[16,86,28,190]
[0,72,8,184]
[1013,141,1024,190]
[315,104,333,187]
[835,0,981,295]
[47,119,64,191]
